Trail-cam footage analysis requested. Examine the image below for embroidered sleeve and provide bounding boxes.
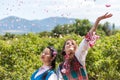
[75,39,89,66]
[85,32,99,47]
[75,32,99,66]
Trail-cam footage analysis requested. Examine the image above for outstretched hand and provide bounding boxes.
[97,12,113,21]
[89,12,113,33]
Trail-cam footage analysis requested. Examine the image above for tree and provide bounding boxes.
[74,19,91,36]
[102,22,112,36]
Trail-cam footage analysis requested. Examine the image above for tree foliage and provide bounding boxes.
[0,19,119,80]
[0,31,120,80]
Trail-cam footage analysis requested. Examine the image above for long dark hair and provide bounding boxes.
[47,46,57,70]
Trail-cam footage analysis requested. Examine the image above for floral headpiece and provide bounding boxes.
[47,46,57,56]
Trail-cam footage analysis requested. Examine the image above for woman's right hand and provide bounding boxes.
[97,12,113,21]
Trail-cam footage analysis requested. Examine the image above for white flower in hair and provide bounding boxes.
[53,51,57,55]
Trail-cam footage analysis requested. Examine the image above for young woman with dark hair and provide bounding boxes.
[31,46,57,80]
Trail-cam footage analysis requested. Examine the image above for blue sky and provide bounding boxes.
[0,0,120,26]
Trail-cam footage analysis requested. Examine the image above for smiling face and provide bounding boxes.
[63,39,77,59]
[40,48,53,65]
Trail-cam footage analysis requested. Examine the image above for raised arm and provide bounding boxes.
[75,13,113,66]
[89,12,113,34]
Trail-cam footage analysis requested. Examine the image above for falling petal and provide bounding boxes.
[105,4,111,7]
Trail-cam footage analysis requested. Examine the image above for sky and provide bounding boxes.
[0,0,120,26]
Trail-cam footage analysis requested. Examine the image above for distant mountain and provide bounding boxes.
[0,16,75,34]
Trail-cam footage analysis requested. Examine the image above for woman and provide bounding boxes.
[57,12,113,80]
[31,46,57,80]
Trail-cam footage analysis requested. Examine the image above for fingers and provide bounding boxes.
[105,12,109,15]
[108,13,113,17]
[97,12,112,21]
[102,12,112,19]
[105,13,113,18]
[104,12,112,16]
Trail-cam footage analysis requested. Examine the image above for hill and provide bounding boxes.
[0,16,75,34]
